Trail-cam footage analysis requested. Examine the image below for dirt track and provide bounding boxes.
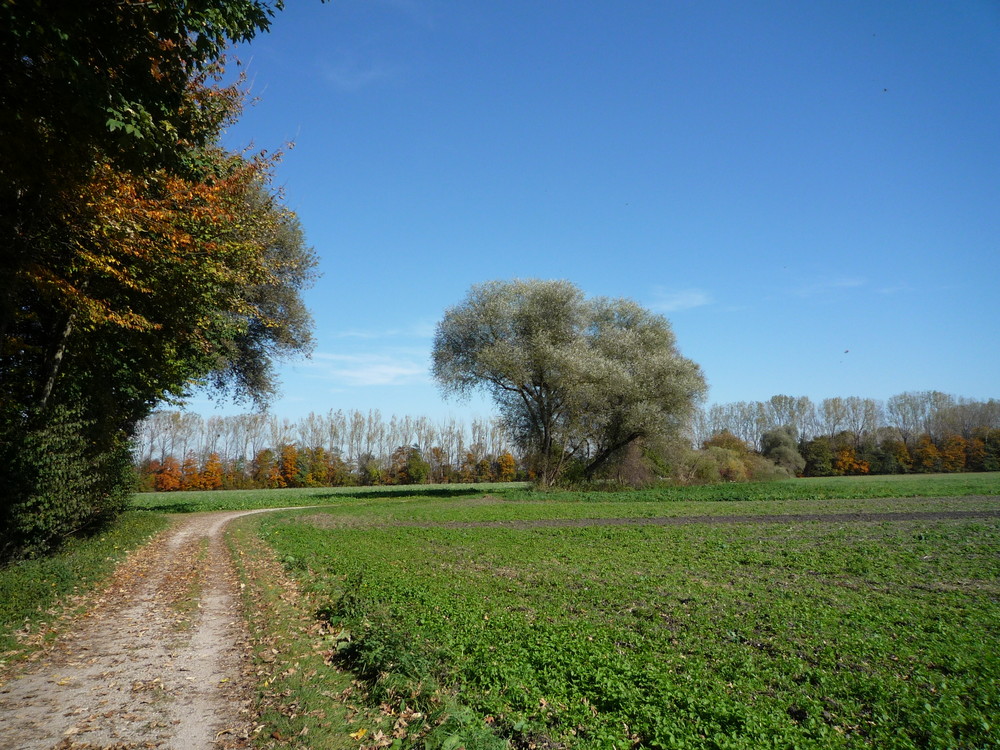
[0,511,270,750]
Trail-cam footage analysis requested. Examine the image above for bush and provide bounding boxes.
[760,426,805,476]
[0,406,133,562]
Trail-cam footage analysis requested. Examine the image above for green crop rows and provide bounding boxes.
[249,481,1000,749]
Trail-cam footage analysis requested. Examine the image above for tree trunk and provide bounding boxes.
[38,308,77,410]
[583,432,642,480]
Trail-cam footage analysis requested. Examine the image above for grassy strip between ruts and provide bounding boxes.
[243,487,1000,750]
[0,511,169,664]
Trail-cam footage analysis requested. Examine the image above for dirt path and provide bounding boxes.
[0,510,274,750]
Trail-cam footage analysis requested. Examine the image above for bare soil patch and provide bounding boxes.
[0,511,273,750]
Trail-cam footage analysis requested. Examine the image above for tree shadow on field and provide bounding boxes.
[131,501,203,513]
[311,487,498,502]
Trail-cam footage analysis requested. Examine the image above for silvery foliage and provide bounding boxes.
[432,279,707,481]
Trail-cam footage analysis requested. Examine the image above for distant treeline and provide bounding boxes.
[132,410,519,491]
[133,391,1000,491]
[693,391,1000,477]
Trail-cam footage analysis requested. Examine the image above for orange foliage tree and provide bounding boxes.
[496,451,518,482]
[279,444,301,488]
[200,452,225,490]
[912,435,942,473]
[155,456,183,492]
[939,435,967,472]
[180,452,201,490]
[833,447,870,476]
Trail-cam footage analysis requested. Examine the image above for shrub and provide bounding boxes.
[0,406,132,561]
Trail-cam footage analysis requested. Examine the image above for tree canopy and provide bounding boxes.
[432,279,706,484]
[0,2,316,559]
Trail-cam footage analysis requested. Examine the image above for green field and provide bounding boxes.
[130,482,531,513]
[134,472,1000,514]
[237,474,1000,749]
[5,475,999,747]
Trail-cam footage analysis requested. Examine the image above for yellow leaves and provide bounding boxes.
[35,155,288,343]
[350,727,368,740]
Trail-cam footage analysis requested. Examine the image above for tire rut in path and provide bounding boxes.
[0,510,271,750]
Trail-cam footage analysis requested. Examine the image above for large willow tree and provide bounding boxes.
[0,2,317,559]
[432,279,707,484]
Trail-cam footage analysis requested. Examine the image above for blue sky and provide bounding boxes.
[183,0,1000,422]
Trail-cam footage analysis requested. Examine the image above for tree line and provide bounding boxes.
[134,390,1000,492]
[133,410,520,490]
[693,391,1000,477]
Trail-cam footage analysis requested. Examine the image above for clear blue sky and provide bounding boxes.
[183,0,1000,422]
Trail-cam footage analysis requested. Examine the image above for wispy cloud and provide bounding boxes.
[876,282,912,295]
[310,352,430,387]
[319,56,397,92]
[329,321,436,340]
[793,277,867,298]
[649,288,713,313]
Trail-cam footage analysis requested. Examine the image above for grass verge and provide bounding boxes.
[227,515,371,749]
[0,511,168,664]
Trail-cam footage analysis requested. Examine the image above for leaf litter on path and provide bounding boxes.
[0,511,274,750]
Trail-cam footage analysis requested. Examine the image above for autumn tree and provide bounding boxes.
[200,453,224,491]
[496,451,518,482]
[0,3,318,559]
[432,279,705,485]
[279,444,301,487]
[459,452,478,484]
[938,435,967,473]
[912,435,942,473]
[154,456,183,492]
[180,452,201,490]
[832,446,870,476]
[303,446,330,487]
